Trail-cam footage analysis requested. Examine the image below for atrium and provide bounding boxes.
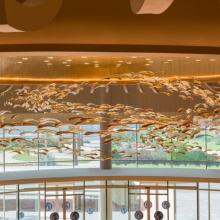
[0,0,220,219]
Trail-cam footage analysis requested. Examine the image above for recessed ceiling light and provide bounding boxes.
[84,63,90,65]
[210,59,216,61]
[22,57,28,60]
[62,62,68,64]
[67,59,72,62]
[17,61,23,64]
[118,61,123,63]
[47,57,53,59]
[145,64,150,66]
[185,57,190,59]
[164,62,169,64]
[146,58,151,61]
[47,63,52,66]
[131,56,137,58]
[116,64,121,67]
[44,60,50,63]
[93,61,99,63]
[195,59,201,62]
[126,62,132,64]
[94,64,99,68]
[82,56,88,59]
[66,65,71,67]
[148,61,154,63]
[167,59,173,62]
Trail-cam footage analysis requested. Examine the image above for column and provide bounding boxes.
[99,87,112,169]
[100,117,112,169]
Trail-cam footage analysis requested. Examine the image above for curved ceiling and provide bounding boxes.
[0,0,220,54]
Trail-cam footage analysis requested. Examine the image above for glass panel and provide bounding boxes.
[175,189,197,220]
[0,127,4,164]
[5,191,18,220]
[39,161,73,170]
[75,160,100,168]
[110,187,128,220]
[210,183,220,190]
[78,124,100,164]
[46,181,84,188]
[39,188,45,220]
[19,183,44,191]
[137,124,169,166]
[199,189,208,220]
[113,160,137,168]
[138,160,171,168]
[112,124,137,167]
[210,190,220,219]
[66,194,84,220]
[4,126,38,165]
[45,195,63,220]
[85,188,102,220]
[152,193,168,220]
[172,161,206,169]
[168,189,175,220]
[85,181,105,186]
[129,194,146,220]
[0,163,3,172]
[172,128,206,169]
[19,191,39,220]
[0,186,4,220]
[5,163,38,172]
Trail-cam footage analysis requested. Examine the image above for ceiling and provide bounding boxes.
[0,0,220,54]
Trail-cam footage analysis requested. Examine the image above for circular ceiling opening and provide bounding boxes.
[16,0,46,7]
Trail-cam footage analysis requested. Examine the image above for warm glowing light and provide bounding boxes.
[84,63,90,65]
[62,62,68,64]
[67,60,72,62]
[145,64,150,66]
[164,62,169,64]
[195,59,201,62]
[44,60,50,63]
[131,56,137,58]
[66,65,71,67]
[167,59,173,62]
[93,61,99,63]
[47,63,52,66]
[82,57,88,59]
[47,57,54,59]
[149,61,154,63]
[118,61,123,63]
[22,57,28,60]
[0,74,219,83]
[17,61,23,64]
[210,59,216,61]
[146,58,151,61]
[126,62,132,64]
